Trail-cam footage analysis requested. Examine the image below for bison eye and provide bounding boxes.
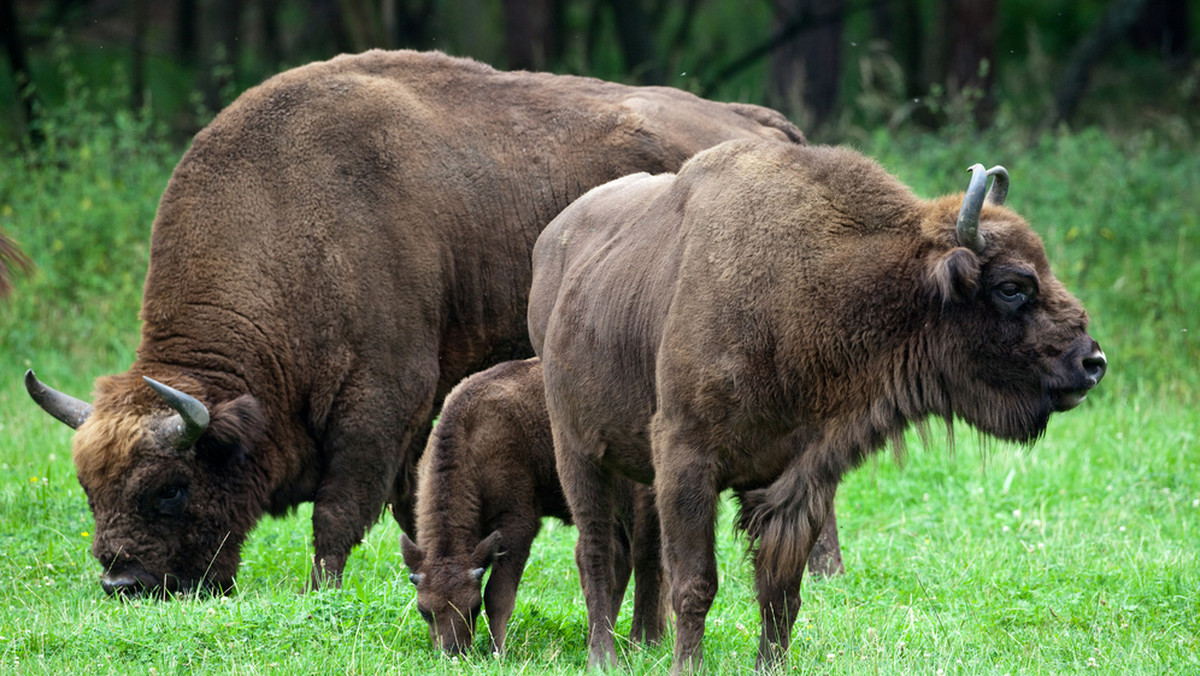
[418,606,433,622]
[157,485,188,516]
[992,281,1030,314]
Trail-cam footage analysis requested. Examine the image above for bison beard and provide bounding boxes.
[529,140,1105,672]
[24,50,805,598]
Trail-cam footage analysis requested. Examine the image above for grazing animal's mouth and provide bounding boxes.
[100,570,226,598]
[1054,388,1090,412]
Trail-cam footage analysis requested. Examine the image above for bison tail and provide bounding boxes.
[735,462,835,582]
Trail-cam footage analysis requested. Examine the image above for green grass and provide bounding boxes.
[1,94,1197,673]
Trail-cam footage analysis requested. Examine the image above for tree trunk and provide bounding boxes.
[502,0,560,71]
[941,0,998,127]
[1051,0,1150,127]
[0,0,43,145]
[131,0,149,112]
[607,0,665,84]
[768,0,844,129]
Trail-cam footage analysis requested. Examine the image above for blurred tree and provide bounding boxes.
[935,0,998,127]
[608,0,666,83]
[1052,0,1150,127]
[768,0,845,129]
[1,0,42,144]
[502,0,562,70]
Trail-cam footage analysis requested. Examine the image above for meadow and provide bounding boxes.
[0,87,1196,673]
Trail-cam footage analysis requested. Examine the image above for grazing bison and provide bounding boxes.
[528,140,1107,672]
[24,49,805,597]
[399,358,662,654]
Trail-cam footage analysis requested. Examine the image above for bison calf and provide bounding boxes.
[529,140,1105,672]
[400,358,663,655]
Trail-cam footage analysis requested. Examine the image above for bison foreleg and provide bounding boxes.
[482,524,539,654]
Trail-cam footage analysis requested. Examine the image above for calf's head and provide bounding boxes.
[400,530,501,654]
[921,164,1106,441]
[26,370,268,597]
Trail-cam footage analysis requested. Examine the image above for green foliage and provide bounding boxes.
[0,69,1196,673]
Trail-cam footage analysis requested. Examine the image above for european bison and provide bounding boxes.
[24,49,805,597]
[528,140,1106,672]
[399,358,662,654]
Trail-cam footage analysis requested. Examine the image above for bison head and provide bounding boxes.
[400,530,501,654]
[26,370,268,597]
[921,164,1106,442]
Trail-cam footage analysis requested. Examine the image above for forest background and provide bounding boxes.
[0,0,1197,673]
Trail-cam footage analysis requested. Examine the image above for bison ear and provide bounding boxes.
[472,530,503,570]
[400,532,425,571]
[196,394,266,466]
[928,247,981,305]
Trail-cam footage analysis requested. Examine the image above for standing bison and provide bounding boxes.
[528,140,1106,672]
[24,49,805,597]
[400,358,662,654]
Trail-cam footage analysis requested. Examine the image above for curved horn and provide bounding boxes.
[985,165,1009,206]
[143,376,210,449]
[956,163,989,253]
[25,370,93,429]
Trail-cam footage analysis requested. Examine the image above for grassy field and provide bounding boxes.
[0,102,1196,673]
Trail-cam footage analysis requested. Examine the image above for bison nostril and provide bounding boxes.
[1082,350,1107,386]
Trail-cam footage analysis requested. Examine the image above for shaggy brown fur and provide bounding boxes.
[0,230,30,299]
[26,50,805,597]
[399,358,662,654]
[528,140,1106,672]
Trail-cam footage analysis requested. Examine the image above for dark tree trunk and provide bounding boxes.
[178,0,198,66]
[131,0,149,112]
[1129,0,1190,63]
[1052,0,1150,127]
[261,0,284,71]
[392,0,435,50]
[502,0,560,71]
[873,0,924,99]
[768,0,845,129]
[0,0,43,145]
[940,0,998,127]
[607,0,665,84]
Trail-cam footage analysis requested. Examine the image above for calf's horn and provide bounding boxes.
[143,376,210,449]
[25,370,94,429]
[956,163,1007,252]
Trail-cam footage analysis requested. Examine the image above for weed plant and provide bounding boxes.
[0,76,1196,674]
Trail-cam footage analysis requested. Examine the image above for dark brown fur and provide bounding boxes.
[399,358,662,654]
[30,50,805,596]
[528,140,1105,672]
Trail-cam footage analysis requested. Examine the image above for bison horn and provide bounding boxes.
[143,376,210,449]
[984,165,1008,206]
[25,370,94,429]
[956,163,1007,253]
